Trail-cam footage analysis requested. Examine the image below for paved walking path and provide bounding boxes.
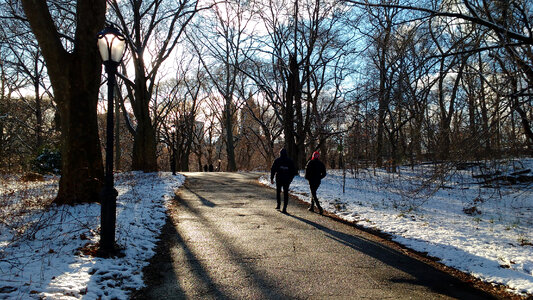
[134,172,495,299]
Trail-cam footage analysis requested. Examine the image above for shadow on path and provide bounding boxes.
[287,214,497,300]
[172,192,291,299]
[185,185,216,208]
[133,172,499,299]
[132,175,290,299]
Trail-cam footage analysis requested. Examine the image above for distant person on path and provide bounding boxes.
[203,164,208,172]
[270,148,298,214]
[305,151,326,214]
[209,164,214,172]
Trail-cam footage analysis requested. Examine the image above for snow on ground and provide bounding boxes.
[0,172,184,299]
[0,159,531,298]
[261,158,533,296]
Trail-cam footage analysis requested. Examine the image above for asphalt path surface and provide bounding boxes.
[133,172,496,299]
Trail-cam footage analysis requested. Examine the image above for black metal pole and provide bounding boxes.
[100,61,119,254]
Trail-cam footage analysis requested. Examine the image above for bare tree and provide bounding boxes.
[10,0,106,204]
[187,0,256,171]
[245,0,357,169]
[108,0,199,171]
[344,0,533,152]
[0,19,54,153]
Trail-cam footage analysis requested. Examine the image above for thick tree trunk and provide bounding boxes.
[22,0,106,204]
[438,57,466,161]
[196,150,203,172]
[224,101,237,172]
[294,62,305,170]
[179,148,190,172]
[376,26,390,168]
[131,120,158,171]
[55,71,104,204]
[284,54,298,166]
[131,64,158,171]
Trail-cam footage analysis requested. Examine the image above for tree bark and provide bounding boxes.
[130,63,158,172]
[224,99,237,172]
[114,85,121,171]
[375,12,393,168]
[21,0,106,204]
[437,56,467,161]
[284,54,298,166]
[131,122,158,171]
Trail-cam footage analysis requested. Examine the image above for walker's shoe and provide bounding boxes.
[318,207,323,215]
[308,206,314,212]
[275,205,280,210]
[281,210,288,214]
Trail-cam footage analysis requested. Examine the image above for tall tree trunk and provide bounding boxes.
[467,92,479,159]
[114,86,121,171]
[196,149,203,172]
[179,148,190,171]
[284,54,298,166]
[295,92,305,169]
[132,121,158,171]
[0,62,6,169]
[131,64,158,171]
[22,0,106,204]
[34,89,43,149]
[33,59,43,149]
[438,56,467,161]
[178,119,193,172]
[376,24,391,168]
[478,53,491,156]
[224,99,237,171]
[293,59,309,170]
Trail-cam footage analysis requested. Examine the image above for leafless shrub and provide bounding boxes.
[0,175,58,251]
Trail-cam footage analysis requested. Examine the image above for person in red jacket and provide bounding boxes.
[305,151,327,214]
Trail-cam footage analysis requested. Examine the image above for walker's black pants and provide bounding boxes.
[276,181,290,211]
[309,180,322,209]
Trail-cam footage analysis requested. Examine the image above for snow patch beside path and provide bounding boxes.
[0,172,184,299]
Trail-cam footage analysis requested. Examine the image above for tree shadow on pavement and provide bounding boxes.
[288,214,497,300]
[132,194,291,300]
[130,215,189,299]
[172,196,292,300]
[131,211,238,299]
[185,186,216,207]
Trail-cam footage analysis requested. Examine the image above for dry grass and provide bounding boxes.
[0,174,58,249]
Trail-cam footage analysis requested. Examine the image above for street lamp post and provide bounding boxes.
[97,25,126,255]
[170,125,176,175]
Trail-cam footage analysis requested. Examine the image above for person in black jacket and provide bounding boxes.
[305,151,327,214]
[270,148,298,214]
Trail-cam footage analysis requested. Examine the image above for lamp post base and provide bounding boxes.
[95,243,124,258]
[99,185,118,255]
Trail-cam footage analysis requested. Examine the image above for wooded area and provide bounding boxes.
[0,0,531,203]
